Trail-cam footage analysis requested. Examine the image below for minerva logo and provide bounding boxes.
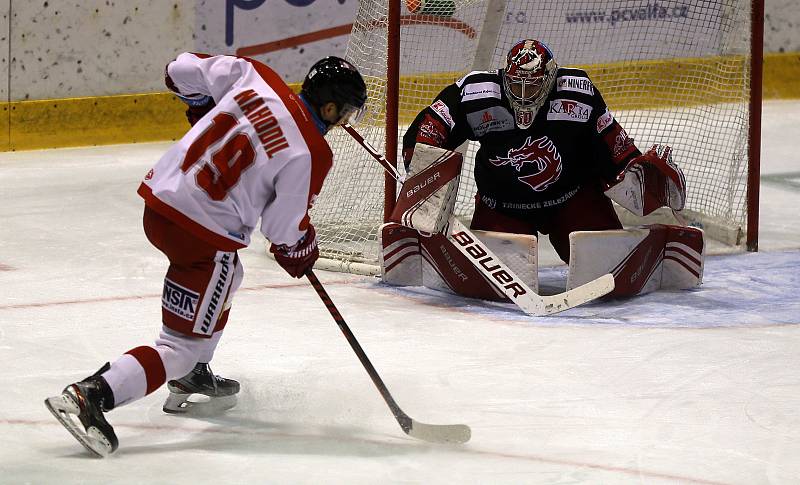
[487,135,563,192]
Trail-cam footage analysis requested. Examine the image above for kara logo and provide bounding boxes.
[556,75,595,95]
[430,100,455,129]
[482,111,494,123]
[488,135,563,192]
[596,108,614,133]
[162,279,199,321]
[547,99,592,122]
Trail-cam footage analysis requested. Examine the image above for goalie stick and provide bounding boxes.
[342,124,615,316]
[306,270,471,444]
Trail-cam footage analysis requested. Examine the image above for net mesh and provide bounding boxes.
[312,0,753,270]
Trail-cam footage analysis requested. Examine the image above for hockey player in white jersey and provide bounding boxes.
[44,53,367,457]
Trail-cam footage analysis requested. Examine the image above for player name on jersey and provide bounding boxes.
[234,89,290,158]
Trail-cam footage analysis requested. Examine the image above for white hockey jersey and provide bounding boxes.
[138,52,333,251]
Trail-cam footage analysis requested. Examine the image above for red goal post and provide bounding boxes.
[311,0,764,274]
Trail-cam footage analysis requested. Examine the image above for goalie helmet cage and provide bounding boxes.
[311,0,763,274]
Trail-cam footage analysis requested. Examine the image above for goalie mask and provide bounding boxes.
[503,39,558,129]
[301,56,368,127]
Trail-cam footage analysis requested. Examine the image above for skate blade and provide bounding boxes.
[44,395,113,458]
[163,393,237,417]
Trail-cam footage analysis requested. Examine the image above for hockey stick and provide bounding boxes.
[306,269,471,444]
[342,124,404,181]
[445,217,614,315]
[342,123,615,316]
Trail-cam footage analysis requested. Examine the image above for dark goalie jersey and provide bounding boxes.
[402,67,641,216]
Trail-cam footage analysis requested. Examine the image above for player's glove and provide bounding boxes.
[605,144,686,217]
[270,225,319,278]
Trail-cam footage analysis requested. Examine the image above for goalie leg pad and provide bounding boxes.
[420,229,538,302]
[567,224,703,297]
[662,225,705,289]
[420,232,507,301]
[380,223,423,286]
[381,222,539,302]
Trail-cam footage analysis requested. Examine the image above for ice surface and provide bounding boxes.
[0,100,798,484]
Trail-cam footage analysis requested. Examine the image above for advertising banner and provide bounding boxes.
[195,0,358,83]
[502,0,726,65]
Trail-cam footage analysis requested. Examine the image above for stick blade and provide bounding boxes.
[540,273,615,315]
[406,420,471,444]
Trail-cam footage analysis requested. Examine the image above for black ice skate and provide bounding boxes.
[163,363,239,415]
[44,363,118,457]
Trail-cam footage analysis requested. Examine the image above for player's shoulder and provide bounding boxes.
[455,69,500,88]
[451,70,503,105]
[554,67,597,97]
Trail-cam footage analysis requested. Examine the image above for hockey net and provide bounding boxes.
[311,0,761,274]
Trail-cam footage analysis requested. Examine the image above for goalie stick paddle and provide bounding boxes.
[341,124,615,316]
[306,270,471,444]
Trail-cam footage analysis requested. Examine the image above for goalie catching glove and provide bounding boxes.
[269,225,319,278]
[604,144,686,217]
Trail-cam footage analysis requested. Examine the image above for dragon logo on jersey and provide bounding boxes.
[488,135,563,192]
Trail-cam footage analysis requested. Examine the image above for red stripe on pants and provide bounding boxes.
[126,346,167,395]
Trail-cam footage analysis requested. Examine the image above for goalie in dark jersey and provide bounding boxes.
[403,39,688,263]
[394,39,703,299]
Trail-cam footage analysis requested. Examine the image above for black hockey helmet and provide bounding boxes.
[301,56,367,125]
